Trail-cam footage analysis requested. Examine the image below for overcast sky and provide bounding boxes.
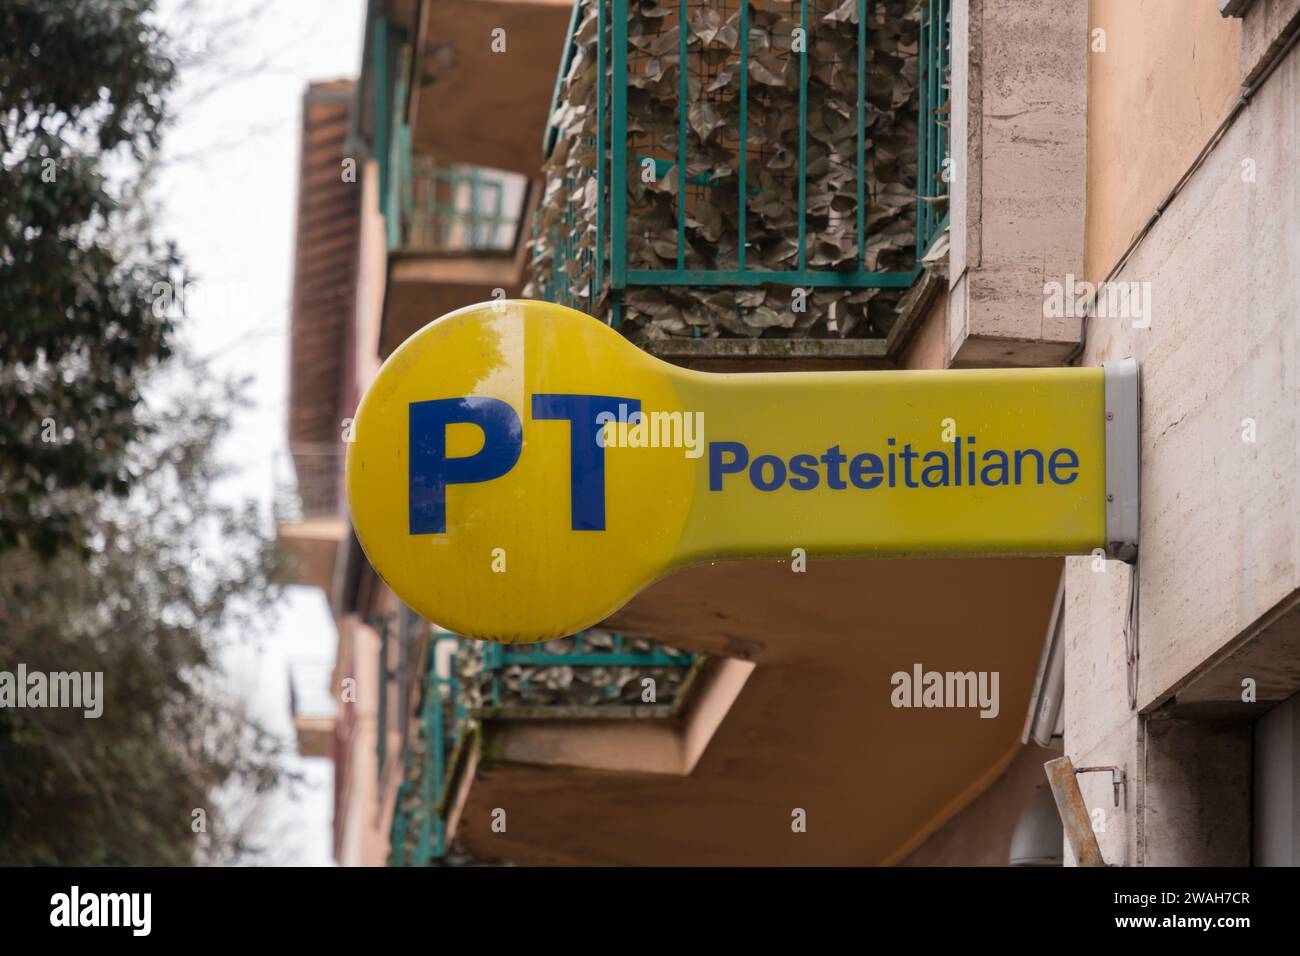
[154,0,365,866]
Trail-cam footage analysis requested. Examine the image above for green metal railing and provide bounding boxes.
[534,167,596,311]
[917,0,950,256]
[532,0,602,314]
[611,0,917,290]
[389,630,696,866]
[374,17,522,255]
[537,0,952,321]
[386,92,520,253]
[399,156,516,252]
[479,632,693,707]
[389,633,458,866]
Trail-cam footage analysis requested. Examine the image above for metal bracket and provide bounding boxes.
[1044,756,1105,866]
[1076,765,1127,808]
[1103,358,1140,562]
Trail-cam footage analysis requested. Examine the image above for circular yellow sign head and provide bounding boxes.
[346,300,693,643]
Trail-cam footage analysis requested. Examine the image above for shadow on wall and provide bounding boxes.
[900,741,1064,866]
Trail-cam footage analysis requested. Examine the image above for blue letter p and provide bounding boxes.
[409,397,522,534]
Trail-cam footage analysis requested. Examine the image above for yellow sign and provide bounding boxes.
[347,300,1136,643]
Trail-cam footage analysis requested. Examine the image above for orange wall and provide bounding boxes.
[1086,0,1241,279]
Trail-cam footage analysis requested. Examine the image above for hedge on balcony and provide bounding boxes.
[527,0,926,341]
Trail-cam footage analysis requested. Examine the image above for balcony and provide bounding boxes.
[274,443,347,591]
[397,158,523,253]
[388,629,701,865]
[371,24,538,355]
[526,0,951,368]
[289,662,338,758]
[282,81,359,597]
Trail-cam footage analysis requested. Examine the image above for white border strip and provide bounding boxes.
[1103,357,1140,562]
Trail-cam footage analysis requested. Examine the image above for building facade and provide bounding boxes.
[277,0,1299,865]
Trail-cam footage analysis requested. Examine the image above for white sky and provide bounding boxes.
[154,0,366,866]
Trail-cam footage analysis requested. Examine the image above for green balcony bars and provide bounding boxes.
[389,633,459,867]
[477,632,695,707]
[400,157,518,252]
[373,16,522,255]
[386,100,521,253]
[533,0,950,334]
[916,0,950,255]
[388,629,697,866]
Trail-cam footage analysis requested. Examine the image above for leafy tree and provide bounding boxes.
[1,0,179,557]
[0,365,291,865]
[0,0,294,864]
